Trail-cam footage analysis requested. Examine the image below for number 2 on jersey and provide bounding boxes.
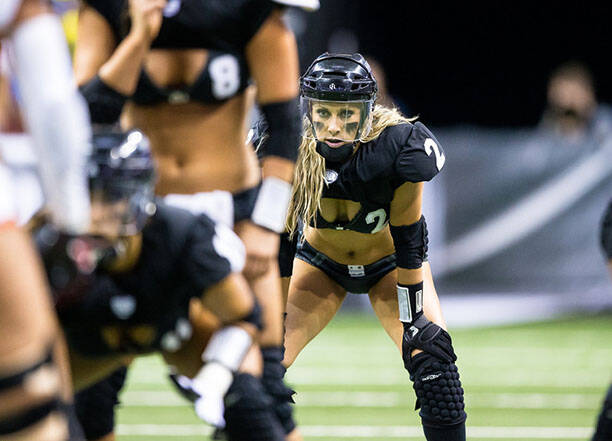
[424,138,446,171]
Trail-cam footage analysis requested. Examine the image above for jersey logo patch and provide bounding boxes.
[110,295,136,319]
[163,0,182,17]
[325,169,339,184]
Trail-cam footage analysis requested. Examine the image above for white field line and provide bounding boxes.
[120,390,603,410]
[116,424,594,439]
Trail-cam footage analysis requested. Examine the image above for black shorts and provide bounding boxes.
[295,239,396,293]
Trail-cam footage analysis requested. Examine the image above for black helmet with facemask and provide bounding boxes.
[88,129,157,236]
[300,53,377,162]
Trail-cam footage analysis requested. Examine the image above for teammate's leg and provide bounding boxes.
[368,263,466,441]
[0,227,70,441]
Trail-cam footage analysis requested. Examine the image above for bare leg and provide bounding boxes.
[283,259,347,368]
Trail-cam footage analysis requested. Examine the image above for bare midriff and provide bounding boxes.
[304,198,395,265]
[120,50,260,196]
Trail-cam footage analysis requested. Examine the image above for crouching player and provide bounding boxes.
[34,129,287,440]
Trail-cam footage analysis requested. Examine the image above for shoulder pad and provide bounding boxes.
[394,121,445,183]
[271,0,320,10]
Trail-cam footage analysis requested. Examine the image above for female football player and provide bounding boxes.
[73,1,305,438]
[283,53,467,441]
[1,0,92,439]
[35,128,287,441]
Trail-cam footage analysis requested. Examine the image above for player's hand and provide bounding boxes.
[235,220,280,281]
[402,315,456,371]
[194,393,226,428]
[128,0,167,42]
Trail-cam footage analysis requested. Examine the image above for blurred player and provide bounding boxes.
[283,53,467,441]
[592,199,612,441]
[0,0,91,439]
[34,129,285,440]
[73,1,312,439]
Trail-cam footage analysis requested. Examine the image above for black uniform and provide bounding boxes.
[86,0,277,53]
[39,202,234,357]
[83,0,283,107]
[593,200,612,441]
[295,121,441,292]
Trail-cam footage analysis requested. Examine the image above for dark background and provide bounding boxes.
[296,2,611,127]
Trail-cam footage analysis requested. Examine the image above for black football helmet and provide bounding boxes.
[88,129,156,235]
[300,53,377,143]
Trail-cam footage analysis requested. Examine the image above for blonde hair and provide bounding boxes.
[286,105,416,237]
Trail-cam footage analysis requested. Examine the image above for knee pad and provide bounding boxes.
[408,352,466,427]
[0,348,68,437]
[223,373,285,441]
[261,347,297,434]
[74,366,127,440]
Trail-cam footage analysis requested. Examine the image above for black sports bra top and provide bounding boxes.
[314,201,391,234]
[132,51,251,106]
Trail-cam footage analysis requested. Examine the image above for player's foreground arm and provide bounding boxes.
[7,0,91,233]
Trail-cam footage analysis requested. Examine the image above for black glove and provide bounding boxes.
[402,314,457,372]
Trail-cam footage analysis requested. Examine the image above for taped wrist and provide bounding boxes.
[390,215,429,269]
[251,177,292,233]
[259,98,301,162]
[202,326,252,372]
[397,281,423,323]
[79,75,128,124]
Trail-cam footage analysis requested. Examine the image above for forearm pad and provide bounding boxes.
[390,215,429,269]
[259,98,301,162]
[80,75,128,124]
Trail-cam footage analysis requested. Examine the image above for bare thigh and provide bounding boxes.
[0,229,56,369]
[283,259,346,367]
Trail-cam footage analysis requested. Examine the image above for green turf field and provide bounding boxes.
[116,313,612,440]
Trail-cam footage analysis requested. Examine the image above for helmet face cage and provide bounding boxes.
[88,130,156,236]
[300,52,377,143]
[301,97,373,143]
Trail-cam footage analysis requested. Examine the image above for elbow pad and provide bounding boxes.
[390,215,429,269]
[80,75,128,125]
[259,98,301,162]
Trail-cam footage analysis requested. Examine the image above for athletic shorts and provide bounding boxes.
[164,184,260,229]
[0,161,16,227]
[295,239,397,293]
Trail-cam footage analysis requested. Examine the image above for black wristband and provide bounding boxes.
[397,281,423,323]
[79,75,128,124]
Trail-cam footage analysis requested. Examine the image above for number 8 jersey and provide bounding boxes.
[314,122,445,234]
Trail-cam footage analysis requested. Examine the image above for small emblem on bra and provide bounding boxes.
[325,169,338,184]
[163,0,182,17]
[168,90,190,105]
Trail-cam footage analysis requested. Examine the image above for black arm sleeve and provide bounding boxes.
[79,75,128,125]
[258,98,301,162]
[601,200,612,260]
